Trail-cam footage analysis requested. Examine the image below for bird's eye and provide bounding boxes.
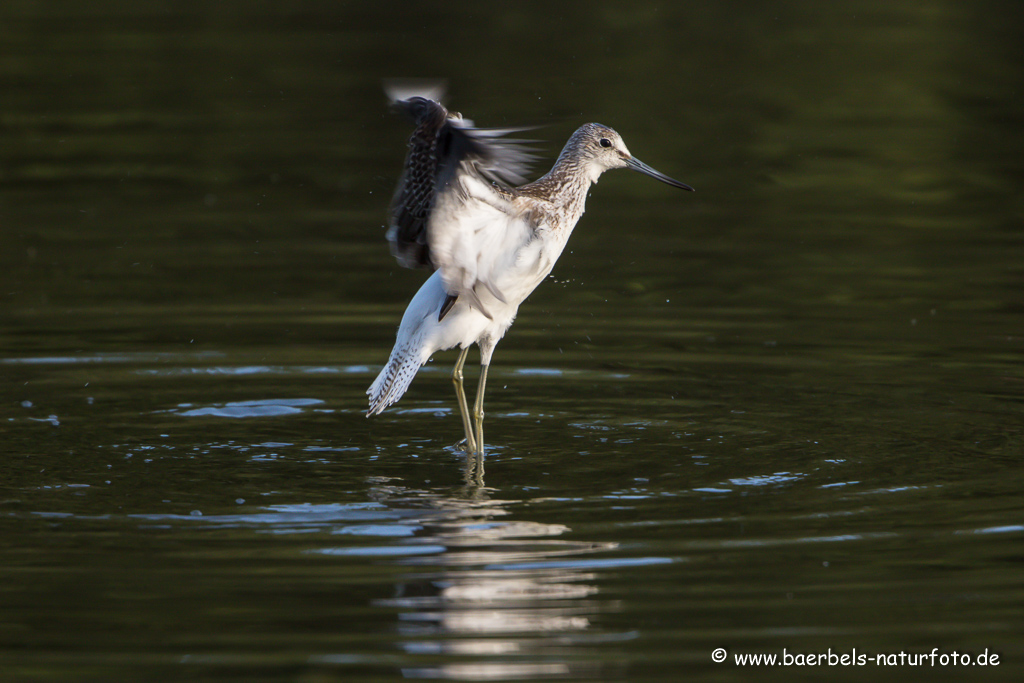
[599,138,612,148]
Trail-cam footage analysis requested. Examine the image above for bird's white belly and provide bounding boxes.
[403,271,517,361]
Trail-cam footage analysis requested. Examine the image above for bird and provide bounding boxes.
[367,85,693,457]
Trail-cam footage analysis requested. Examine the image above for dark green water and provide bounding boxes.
[2,2,1023,681]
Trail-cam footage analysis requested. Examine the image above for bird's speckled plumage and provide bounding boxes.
[386,96,451,269]
[386,95,534,270]
[368,87,693,456]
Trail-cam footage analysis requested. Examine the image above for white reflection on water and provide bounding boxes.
[727,472,804,487]
[164,398,324,418]
[346,479,635,680]
[402,662,572,680]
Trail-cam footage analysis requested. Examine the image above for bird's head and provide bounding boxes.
[570,123,693,191]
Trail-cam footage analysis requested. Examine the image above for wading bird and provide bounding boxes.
[367,86,693,456]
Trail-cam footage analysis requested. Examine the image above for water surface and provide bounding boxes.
[2,2,1023,681]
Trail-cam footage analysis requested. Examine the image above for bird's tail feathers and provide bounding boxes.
[366,347,424,416]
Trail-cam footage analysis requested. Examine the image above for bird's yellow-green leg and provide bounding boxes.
[452,347,477,454]
[473,364,489,456]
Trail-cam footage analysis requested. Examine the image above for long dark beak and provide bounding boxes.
[625,156,694,191]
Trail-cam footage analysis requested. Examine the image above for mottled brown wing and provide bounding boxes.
[385,94,536,271]
[387,96,449,269]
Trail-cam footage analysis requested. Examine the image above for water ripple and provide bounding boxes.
[163,398,325,418]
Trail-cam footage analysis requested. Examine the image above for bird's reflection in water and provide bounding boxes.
[464,450,484,489]
[366,474,626,680]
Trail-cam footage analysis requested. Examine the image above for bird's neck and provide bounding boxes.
[532,154,595,215]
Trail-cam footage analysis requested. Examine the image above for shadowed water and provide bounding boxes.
[2,2,1023,681]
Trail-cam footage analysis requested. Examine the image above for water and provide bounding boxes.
[2,2,1023,681]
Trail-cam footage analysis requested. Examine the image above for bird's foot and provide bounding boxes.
[454,438,483,456]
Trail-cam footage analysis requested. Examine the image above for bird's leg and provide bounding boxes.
[452,347,477,454]
[472,364,489,456]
